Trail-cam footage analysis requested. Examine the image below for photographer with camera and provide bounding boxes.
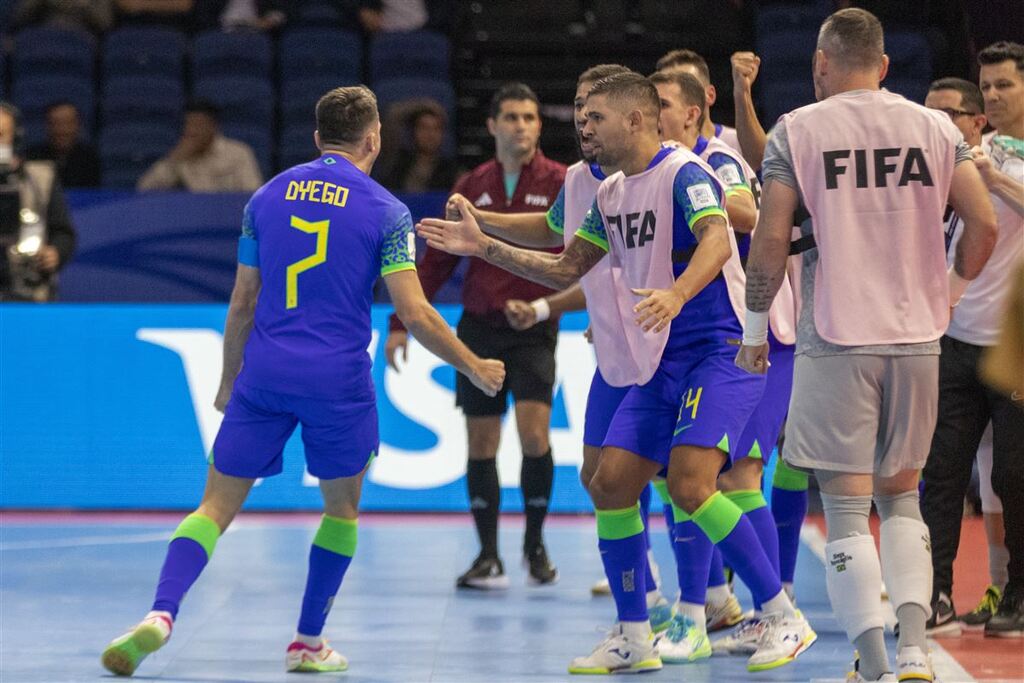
[0,102,77,302]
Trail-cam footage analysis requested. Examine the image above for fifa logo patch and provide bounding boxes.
[830,551,853,572]
[622,569,635,592]
[525,193,549,207]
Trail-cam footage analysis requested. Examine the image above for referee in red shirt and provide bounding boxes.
[386,83,566,588]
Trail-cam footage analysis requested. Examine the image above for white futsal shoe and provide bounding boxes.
[746,611,817,671]
[706,593,748,632]
[712,616,763,655]
[285,639,349,673]
[568,624,662,675]
[656,614,712,663]
[895,646,934,682]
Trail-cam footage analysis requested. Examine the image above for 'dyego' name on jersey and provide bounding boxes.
[284,179,350,207]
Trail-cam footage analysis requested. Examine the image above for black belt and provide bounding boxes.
[789,234,817,255]
[671,245,724,281]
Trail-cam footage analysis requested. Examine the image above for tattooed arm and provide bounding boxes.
[745,179,797,313]
[417,196,606,290]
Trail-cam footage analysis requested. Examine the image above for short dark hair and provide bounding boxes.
[578,64,633,88]
[655,49,710,86]
[316,85,379,146]
[587,72,660,119]
[44,100,79,116]
[978,41,1024,72]
[929,77,984,114]
[185,99,221,122]
[817,8,885,69]
[488,82,540,120]
[650,70,707,128]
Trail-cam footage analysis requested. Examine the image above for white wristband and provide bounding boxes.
[742,309,770,346]
[531,298,551,323]
[948,266,971,307]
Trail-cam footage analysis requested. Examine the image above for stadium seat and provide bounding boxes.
[886,31,932,81]
[103,27,186,80]
[12,27,95,81]
[761,79,816,124]
[193,30,273,80]
[102,77,184,128]
[99,122,178,188]
[12,76,94,146]
[280,125,319,170]
[193,76,274,131]
[279,28,362,85]
[280,77,354,130]
[370,31,450,82]
[220,122,273,179]
[374,78,456,122]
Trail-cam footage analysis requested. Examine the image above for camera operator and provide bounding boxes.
[0,102,77,302]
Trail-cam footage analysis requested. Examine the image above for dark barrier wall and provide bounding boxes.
[60,191,449,302]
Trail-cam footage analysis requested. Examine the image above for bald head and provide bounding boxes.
[817,8,885,70]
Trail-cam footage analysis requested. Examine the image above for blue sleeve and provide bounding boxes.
[379,202,417,276]
[706,152,751,197]
[546,185,566,235]
[238,199,259,267]
[574,198,608,251]
[672,162,728,233]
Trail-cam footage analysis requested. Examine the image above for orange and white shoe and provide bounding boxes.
[286,639,349,673]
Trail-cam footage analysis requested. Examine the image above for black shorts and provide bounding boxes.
[455,312,558,417]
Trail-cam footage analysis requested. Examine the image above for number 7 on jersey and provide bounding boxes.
[286,216,330,309]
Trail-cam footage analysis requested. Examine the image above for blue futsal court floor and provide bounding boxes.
[1,513,983,683]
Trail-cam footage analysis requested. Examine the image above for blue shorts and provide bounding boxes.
[602,343,766,472]
[736,343,795,460]
[212,381,379,480]
[583,368,632,448]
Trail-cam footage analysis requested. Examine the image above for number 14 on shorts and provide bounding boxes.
[675,386,703,435]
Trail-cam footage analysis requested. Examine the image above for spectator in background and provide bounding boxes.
[137,100,262,192]
[26,101,101,188]
[0,102,76,301]
[374,99,456,192]
[191,0,288,32]
[10,0,114,36]
[115,0,194,30]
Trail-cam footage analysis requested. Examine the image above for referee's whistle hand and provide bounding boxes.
[470,358,506,397]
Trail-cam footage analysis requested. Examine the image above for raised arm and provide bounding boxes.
[418,196,606,290]
[731,52,768,171]
[385,269,505,396]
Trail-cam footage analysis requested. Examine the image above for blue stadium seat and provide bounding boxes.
[280,77,351,130]
[279,28,362,84]
[756,3,828,35]
[13,76,94,146]
[756,28,818,73]
[193,30,273,80]
[102,77,184,127]
[193,76,274,131]
[220,122,273,179]
[292,0,346,26]
[103,27,186,80]
[886,31,932,82]
[280,125,318,170]
[100,123,178,188]
[760,79,815,125]
[374,78,456,121]
[12,27,95,81]
[370,31,450,82]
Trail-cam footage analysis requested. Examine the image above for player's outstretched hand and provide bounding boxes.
[504,299,537,330]
[735,342,771,375]
[632,287,684,333]
[385,330,409,371]
[470,358,506,397]
[417,197,489,258]
[731,51,761,94]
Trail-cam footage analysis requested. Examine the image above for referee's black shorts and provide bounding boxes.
[455,311,558,417]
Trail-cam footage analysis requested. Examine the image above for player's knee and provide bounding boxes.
[667,476,716,515]
[588,469,632,509]
[519,431,550,457]
[579,465,596,493]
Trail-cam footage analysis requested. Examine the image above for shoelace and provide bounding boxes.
[665,615,696,643]
[729,617,762,641]
[972,586,1001,615]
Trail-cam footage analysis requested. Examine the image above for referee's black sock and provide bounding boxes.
[466,458,500,559]
[521,449,553,553]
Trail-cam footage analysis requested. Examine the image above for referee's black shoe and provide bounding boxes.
[456,554,510,590]
[524,543,559,586]
[985,585,1024,638]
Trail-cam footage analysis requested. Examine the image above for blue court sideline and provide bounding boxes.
[0,513,961,683]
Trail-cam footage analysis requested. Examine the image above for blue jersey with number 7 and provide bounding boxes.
[236,152,416,399]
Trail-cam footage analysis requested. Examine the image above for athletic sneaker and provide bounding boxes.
[524,544,558,585]
[711,616,762,655]
[960,585,1001,630]
[285,640,348,673]
[648,594,673,633]
[746,611,816,672]
[706,593,747,632]
[895,645,933,682]
[985,586,1024,637]
[925,591,961,636]
[456,555,510,590]
[656,614,711,663]
[568,624,662,675]
[101,611,173,676]
[846,656,898,682]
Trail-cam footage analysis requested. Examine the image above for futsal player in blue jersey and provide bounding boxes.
[101,86,505,677]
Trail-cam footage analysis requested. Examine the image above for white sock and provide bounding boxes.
[295,632,323,648]
[645,589,663,608]
[761,590,797,618]
[676,601,707,630]
[825,534,886,644]
[619,620,652,641]
[707,584,732,605]
[783,582,795,601]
